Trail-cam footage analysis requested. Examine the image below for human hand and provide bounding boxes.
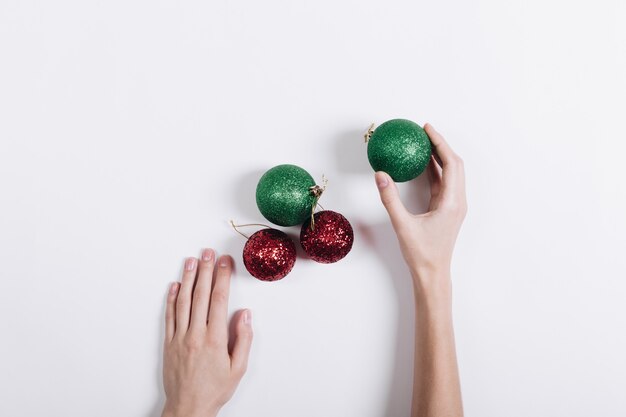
[374,123,467,290]
[162,249,253,417]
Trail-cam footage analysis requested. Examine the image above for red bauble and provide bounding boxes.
[243,228,296,281]
[300,210,354,264]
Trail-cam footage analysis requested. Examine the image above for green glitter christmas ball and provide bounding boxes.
[256,164,317,227]
[367,119,432,182]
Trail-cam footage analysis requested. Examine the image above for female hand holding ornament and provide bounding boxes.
[372,122,466,417]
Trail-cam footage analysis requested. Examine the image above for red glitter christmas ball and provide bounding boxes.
[243,228,296,281]
[300,210,354,264]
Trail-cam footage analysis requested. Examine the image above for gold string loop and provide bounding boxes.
[230,220,271,239]
[364,123,375,143]
[307,175,328,231]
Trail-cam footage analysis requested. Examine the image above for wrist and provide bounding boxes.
[410,262,451,285]
[162,402,219,417]
[410,266,453,306]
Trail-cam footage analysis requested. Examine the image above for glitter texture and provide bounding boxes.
[300,210,354,264]
[243,228,296,281]
[367,119,432,182]
[256,164,317,227]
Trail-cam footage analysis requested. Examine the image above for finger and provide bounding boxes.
[165,282,180,342]
[175,257,197,336]
[424,123,465,201]
[190,248,215,332]
[375,171,411,224]
[429,156,442,191]
[231,309,253,378]
[207,255,233,346]
[424,123,458,168]
[431,148,444,170]
[428,157,442,207]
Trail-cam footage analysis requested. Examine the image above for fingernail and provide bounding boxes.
[375,172,388,189]
[219,256,230,268]
[201,248,214,262]
[169,282,179,295]
[243,309,252,325]
[185,257,197,271]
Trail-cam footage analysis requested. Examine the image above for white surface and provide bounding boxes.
[1,1,625,416]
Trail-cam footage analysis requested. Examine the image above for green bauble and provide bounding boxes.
[256,164,317,227]
[367,119,432,182]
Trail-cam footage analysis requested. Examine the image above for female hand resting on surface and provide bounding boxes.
[161,251,253,417]
[160,123,466,417]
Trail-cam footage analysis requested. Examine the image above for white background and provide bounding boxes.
[1,1,625,416]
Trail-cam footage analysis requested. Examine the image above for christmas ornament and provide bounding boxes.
[300,210,354,264]
[365,119,432,182]
[231,221,297,281]
[256,164,324,227]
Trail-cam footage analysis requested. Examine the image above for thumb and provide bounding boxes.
[231,309,253,377]
[374,172,409,226]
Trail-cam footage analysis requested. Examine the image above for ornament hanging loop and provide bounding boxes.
[308,185,324,199]
[230,220,271,240]
[308,175,327,200]
[364,123,375,143]
[308,175,328,230]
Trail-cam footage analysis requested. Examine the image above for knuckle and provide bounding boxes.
[211,289,228,304]
[239,328,253,343]
[442,199,463,214]
[183,335,203,351]
[192,288,208,303]
[206,334,222,348]
[380,194,396,208]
